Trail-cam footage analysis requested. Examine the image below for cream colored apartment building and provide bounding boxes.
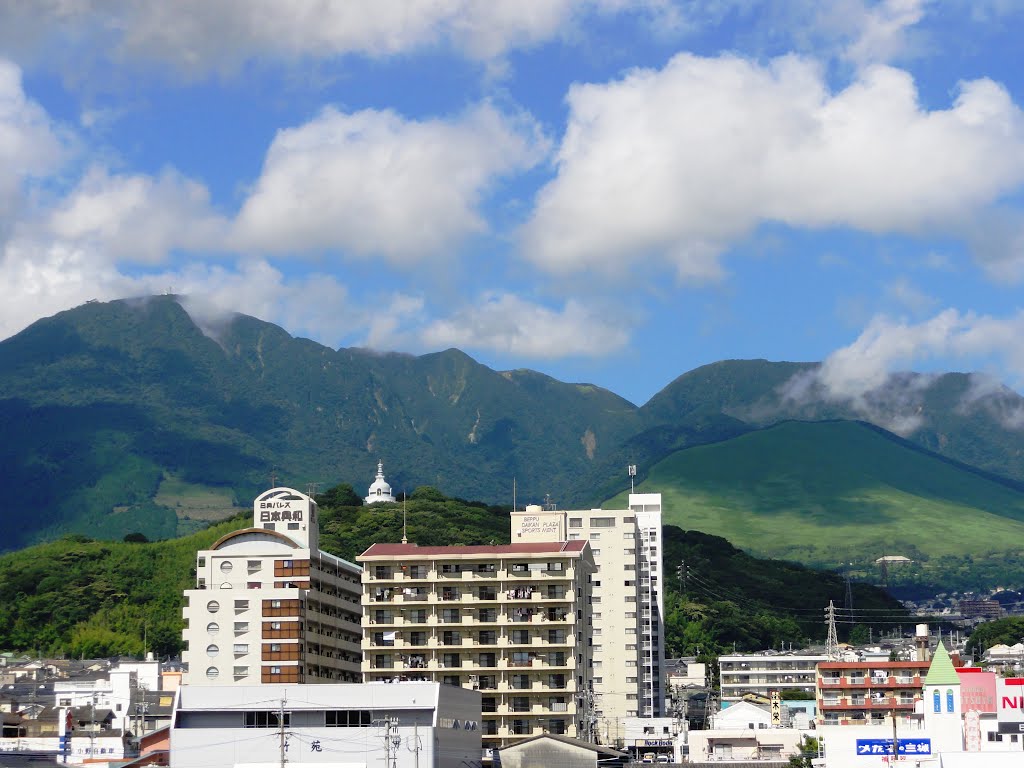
[181,487,363,686]
[510,493,666,742]
[357,541,596,757]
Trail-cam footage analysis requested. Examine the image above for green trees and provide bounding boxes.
[966,617,1024,660]
[788,736,819,767]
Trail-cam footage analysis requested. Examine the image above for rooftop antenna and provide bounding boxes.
[401,491,408,544]
[513,477,517,513]
[270,467,279,488]
[628,464,637,494]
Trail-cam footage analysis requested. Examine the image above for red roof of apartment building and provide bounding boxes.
[359,540,589,559]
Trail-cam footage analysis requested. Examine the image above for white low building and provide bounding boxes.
[170,681,481,768]
[623,716,684,763]
[687,701,808,763]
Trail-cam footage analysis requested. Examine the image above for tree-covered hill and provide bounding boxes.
[0,485,904,660]
[659,527,908,658]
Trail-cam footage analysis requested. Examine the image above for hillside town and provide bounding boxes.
[2,468,1024,768]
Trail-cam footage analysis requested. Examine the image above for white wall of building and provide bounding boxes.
[170,682,480,768]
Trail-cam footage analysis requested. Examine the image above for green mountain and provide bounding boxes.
[0,296,641,549]
[643,359,1024,487]
[3,297,1024,593]
[606,420,1024,589]
[0,485,904,659]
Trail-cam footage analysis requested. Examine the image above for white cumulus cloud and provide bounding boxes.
[415,293,630,358]
[787,308,1024,404]
[0,0,679,76]
[49,166,228,264]
[233,104,548,263]
[0,59,68,221]
[522,52,1024,281]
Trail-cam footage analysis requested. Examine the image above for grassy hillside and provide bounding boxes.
[606,420,1024,584]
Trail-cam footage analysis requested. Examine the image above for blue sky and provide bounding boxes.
[1,1,1023,408]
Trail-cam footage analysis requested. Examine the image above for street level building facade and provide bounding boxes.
[509,492,667,739]
[182,487,362,686]
[170,681,480,768]
[357,540,596,757]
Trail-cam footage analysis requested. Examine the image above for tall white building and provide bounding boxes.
[510,492,666,742]
[357,541,596,758]
[181,487,363,686]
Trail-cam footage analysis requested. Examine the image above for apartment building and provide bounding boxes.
[719,652,827,703]
[182,487,363,686]
[509,492,666,738]
[815,659,931,725]
[357,540,595,757]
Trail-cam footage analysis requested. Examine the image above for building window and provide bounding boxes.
[590,517,615,527]
[207,622,219,634]
[233,644,248,654]
[234,622,249,633]
[443,653,461,668]
[205,666,219,680]
[206,600,220,613]
[206,644,219,657]
[244,711,290,728]
[234,599,249,611]
[569,518,582,528]
[326,710,372,727]
[233,666,248,678]
[220,561,233,573]
[589,533,601,540]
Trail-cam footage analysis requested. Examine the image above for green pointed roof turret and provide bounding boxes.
[924,642,960,686]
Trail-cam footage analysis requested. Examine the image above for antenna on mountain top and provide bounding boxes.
[628,464,637,494]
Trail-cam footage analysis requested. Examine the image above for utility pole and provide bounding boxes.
[891,708,900,763]
[407,720,422,768]
[278,696,288,768]
[676,561,686,601]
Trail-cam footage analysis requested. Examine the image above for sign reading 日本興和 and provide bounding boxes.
[855,739,931,756]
